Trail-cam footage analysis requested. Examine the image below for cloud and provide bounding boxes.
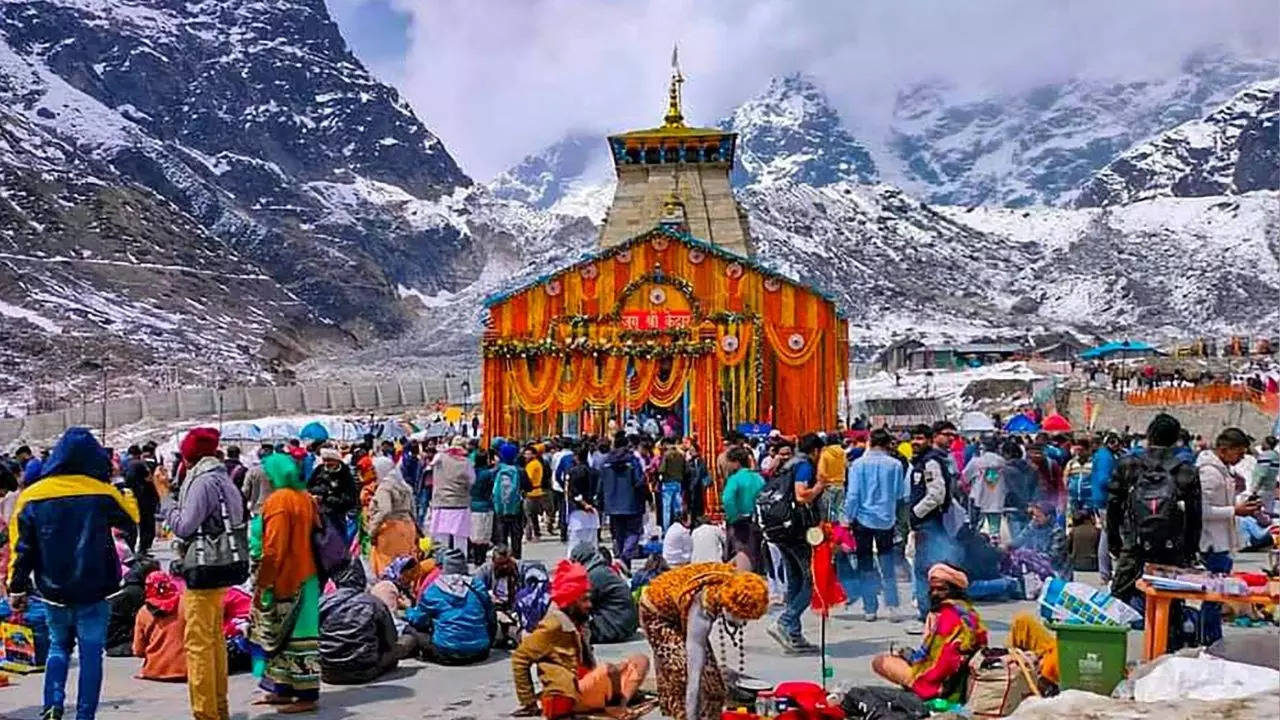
[356,0,1278,179]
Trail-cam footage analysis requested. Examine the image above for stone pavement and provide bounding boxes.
[1,541,1276,720]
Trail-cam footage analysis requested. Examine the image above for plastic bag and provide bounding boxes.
[1132,654,1280,702]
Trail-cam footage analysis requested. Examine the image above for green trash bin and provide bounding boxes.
[1051,623,1129,695]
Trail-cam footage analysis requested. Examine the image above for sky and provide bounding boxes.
[325,0,1278,181]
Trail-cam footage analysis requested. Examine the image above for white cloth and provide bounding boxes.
[965,451,1007,513]
[690,523,726,563]
[662,523,693,566]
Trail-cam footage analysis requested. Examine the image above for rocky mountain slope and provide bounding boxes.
[1075,79,1279,207]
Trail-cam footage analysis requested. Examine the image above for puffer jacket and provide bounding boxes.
[568,543,638,643]
[8,428,140,605]
[318,586,399,675]
[599,448,645,516]
[409,573,493,655]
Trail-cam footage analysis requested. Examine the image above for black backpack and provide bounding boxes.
[754,459,819,543]
[1126,454,1185,556]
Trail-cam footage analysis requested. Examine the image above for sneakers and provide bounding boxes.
[40,708,64,720]
[767,621,820,655]
[903,620,925,635]
[864,612,878,622]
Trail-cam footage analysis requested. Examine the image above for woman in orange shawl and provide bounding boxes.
[368,456,417,577]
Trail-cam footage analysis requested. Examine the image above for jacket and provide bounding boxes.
[171,457,246,543]
[721,468,765,524]
[409,573,493,655]
[568,544,638,643]
[1106,447,1202,599]
[818,445,847,488]
[1089,447,1116,511]
[133,603,187,681]
[369,477,414,535]
[242,463,273,516]
[846,448,908,530]
[1196,450,1240,553]
[963,451,1006,514]
[8,428,140,605]
[318,588,399,674]
[511,605,596,707]
[307,463,358,518]
[430,450,473,509]
[471,467,495,513]
[908,448,950,528]
[599,448,645,516]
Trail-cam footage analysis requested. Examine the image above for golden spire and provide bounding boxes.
[663,43,685,128]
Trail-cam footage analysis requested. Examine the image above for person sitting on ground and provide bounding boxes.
[630,554,671,595]
[106,556,161,656]
[690,516,727,564]
[132,570,187,681]
[662,512,693,567]
[1066,511,1100,572]
[871,564,988,703]
[318,558,418,684]
[510,560,651,719]
[1008,612,1060,691]
[1005,501,1070,581]
[568,542,639,644]
[408,547,494,665]
[476,545,522,648]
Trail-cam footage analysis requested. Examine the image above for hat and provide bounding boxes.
[927,563,969,590]
[438,547,467,575]
[144,570,183,615]
[180,427,220,463]
[288,445,307,460]
[549,560,590,608]
[320,447,340,462]
[498,442,519,464]
[450,436,468,449]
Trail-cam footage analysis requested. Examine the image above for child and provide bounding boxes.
[1066,511,1099,572]
[132,571,187,681]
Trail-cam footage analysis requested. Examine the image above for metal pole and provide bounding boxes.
[101,366,107,439]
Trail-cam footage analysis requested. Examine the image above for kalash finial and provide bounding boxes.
[663,43,685,128]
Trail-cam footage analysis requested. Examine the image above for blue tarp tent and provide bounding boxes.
[299,421,329,442]
[1003,414,1040,433]
[1080,340,1157,360]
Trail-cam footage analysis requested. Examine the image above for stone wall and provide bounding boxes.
[601,163,751,255]
[0,378,448,446]
[1065,389,1275,440]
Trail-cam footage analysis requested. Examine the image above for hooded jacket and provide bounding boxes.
[568,543,639,643]
[318,559,400,675]
[369,457,415,535]
[307,461,359,518]
[8,428,140,605]
[1196,449,1240,554]
[599,448,645,516]
[409,568,494,655]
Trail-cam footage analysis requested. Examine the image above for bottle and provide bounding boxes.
[755,691,776,718]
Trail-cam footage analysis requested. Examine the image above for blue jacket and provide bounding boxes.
[409,574,493,655]
[8,428,139,605]
[1089,447,1115,511]
[845,448,908,531]
[598,449,645,516]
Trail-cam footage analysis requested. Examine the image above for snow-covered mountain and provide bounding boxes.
[883,51,1277,206]
[721,73,878,188]
[1075,79,1279,207]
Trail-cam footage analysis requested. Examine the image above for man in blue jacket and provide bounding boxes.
[8,427,139,720]
[408,548,494,665]
[598,433,647,563]
[1090,433,1120,582]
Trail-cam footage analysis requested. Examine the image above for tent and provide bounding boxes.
[959,411,996,435]
[218,421,262,441]
[1003,414,1040,433]
[1080,340,1158,360]
[258,420,300,440]
[299,421,329,442]
[1041,413,1072,432]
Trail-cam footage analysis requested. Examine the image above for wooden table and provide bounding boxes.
[1135,579,1278,660]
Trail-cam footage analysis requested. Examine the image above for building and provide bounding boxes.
[905,343,1025,370]
[481,54,847,462]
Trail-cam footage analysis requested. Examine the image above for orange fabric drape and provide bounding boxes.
[582,355,626,407]
[554,355,588,410]
[508,356,562,415]
[761,323,824,367]
[714,322,753,367]
[625,359,660,410]
[1126,384,1279,413]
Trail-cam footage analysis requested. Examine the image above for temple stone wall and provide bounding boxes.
[601,163,751,256]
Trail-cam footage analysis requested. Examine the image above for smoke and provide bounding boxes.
[331,0,1279,179]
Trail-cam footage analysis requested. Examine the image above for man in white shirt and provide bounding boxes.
[1196,428,1260,646]
[662,513,693,566]
[689,518,727,563]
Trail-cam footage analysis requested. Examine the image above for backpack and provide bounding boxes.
[493,465,523,516]
[311,510,349,583]
[754,459,819,544]
[840,685,928,720]
[514,563,550,632]
[1127,455,1185,556]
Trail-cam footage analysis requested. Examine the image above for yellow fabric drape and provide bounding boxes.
[625,359,660,410]
[648,356,692,407]
[554,355,588,409]
[508,356,562,414]
[714,322,752,367]
[583,355,626,406]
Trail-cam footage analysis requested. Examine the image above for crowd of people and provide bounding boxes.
[0,407,1276,719]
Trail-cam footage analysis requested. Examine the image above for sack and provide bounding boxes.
[494,465,523,516]
[311,510,348,582]
[840,685,928,720]
[966,648,1039,718]
[1127,455,1184,555]
[754,460,818,543]
[180,483,250,590]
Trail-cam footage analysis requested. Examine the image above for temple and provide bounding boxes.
[481,50,847,485]
[600,47,752,256]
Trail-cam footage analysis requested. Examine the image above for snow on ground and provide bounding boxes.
[0,298,62,333]
[846,361,1048,416]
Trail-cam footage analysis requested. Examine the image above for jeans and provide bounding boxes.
[852,525,898,614]
[1006,513,1028,544]
[184,587,229,720]
[778,543,813,638]
[495,514,524,559]
[659,481,683,533]
[968,577,1021,601]
[912,519,959,621]
[44,600,108,720]
[415,486,432,529]
[1200,551,1233,645]
[609,514,644,562]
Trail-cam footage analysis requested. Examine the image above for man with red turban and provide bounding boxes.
[511,560,650,718]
